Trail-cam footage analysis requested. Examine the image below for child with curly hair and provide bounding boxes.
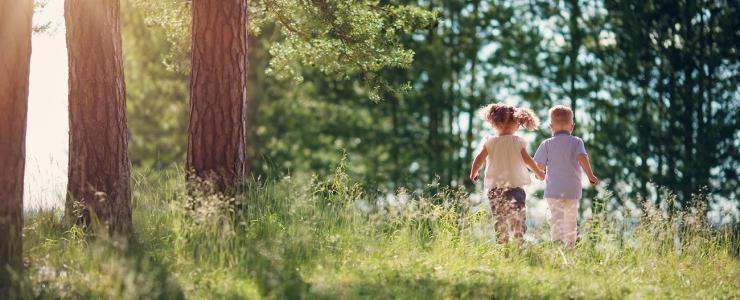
[469,103,545,244]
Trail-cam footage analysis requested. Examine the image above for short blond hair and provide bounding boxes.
[549,105,574,125]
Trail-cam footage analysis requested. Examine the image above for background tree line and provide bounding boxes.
[125,0,737,206]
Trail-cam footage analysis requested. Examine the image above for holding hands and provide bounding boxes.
[535,169,545,181]
[469,173,479,182]
[588,175,599,186]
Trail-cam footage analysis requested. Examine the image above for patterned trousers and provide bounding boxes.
[488,187,527,243]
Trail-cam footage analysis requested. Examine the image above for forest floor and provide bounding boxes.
[13,167,740,299]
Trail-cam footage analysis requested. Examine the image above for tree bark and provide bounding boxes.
[567,0,581,129]
[389,93,400,188]
[0,0,32,290]
[65,0,132,235]
[464,0,480,190]
[187,0,248,193]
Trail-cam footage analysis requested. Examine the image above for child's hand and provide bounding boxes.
[588,175,599,186]
[469,173,478,182]
[535,170,545,181]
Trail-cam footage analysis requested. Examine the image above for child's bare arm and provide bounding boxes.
[469,148,488,182]
[576,154,599,185]
[536,162,546,180]
[520,149,545,180]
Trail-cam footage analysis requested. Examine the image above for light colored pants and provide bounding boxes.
[546,198,578,247]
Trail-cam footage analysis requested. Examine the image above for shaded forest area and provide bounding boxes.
[124,0,738,207]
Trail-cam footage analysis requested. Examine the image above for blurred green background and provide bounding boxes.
[121,0,738,213]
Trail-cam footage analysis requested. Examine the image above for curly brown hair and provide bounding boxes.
[477,103,540,131]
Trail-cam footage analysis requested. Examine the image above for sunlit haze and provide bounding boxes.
[25,0,67,210]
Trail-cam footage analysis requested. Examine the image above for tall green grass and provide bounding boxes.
[13,163,740,299]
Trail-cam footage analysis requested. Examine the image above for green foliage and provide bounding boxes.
[16,168,740,298]
[252,0,435,83]
[120,0,739,211]
[122,1,189,168]
[128,0,436,86]
[593,0,739,205]
[127,0,191,73]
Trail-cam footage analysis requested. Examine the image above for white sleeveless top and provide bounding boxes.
[482,135,531,189]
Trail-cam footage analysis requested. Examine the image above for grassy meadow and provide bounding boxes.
[13,164,740,299]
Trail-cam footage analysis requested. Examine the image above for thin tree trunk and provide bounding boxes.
[0,0,32,290]
[65,0,132,235]
[187,0,248,193]
[446,72,456,187]
[655,44,667,204]
[696,2,707,192]
[464,0,480,190]
[567,0,581,129]
[680,1,696,207]
[390,93,400,188]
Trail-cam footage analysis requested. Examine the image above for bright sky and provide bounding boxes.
[25,0,67,210]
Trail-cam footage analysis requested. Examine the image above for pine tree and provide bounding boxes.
[602,0,739,206]
[0,0,32,290]
[186,0,249,192]
[65,0,133,234]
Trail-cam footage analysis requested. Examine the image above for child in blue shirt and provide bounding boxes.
[533,105,598,247]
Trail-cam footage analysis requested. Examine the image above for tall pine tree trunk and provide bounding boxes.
[389,93,400,188]
[0,0,32,290]
[464,0,480,190]
[65,0,132,234]
[187,0,248,193]
[567,0,581,128]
